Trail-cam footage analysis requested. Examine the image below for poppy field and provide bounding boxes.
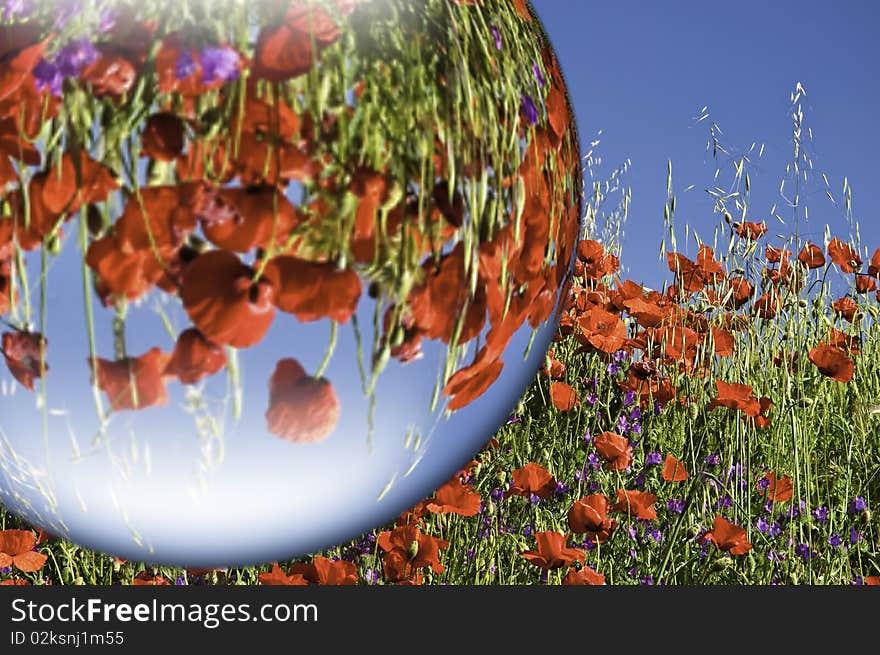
[4,77,880,584]
[2,0,880,586]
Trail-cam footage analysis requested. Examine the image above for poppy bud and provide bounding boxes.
[798,298,808,308]
[486,502,496,516]
[407,540,419,560]
[860,509,872,525]
[46,234,62,256]
[495,472,507,486]
[711,556,733,572]
[687,525,701,539]
[86,204,105,237]
[72,577,85,585]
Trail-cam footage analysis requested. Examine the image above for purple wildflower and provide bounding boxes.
[587,452,602,471]
[55,39,99,77]
[757,476,771,491]
[521,94,538,125]
[794,543,814,563]
[199,46,240,84]
[639,575,654,585]
[585,392,598,406]
[646,527,662,543]
[528,493,540,505]
[653,400,663,416]
[175,50,198,81]
[849,496,868,514]
[623,390,637,406]
[811,506,829,524]
[666,498,685,514]
[756,517,770,534]
[704,453,720,467]
[33,59,62,96]
[522,525,533,536]
[490,26,501,50]
[850,528,862,545]
[627,525,638,541]
[768,522,782,537]
[607,362,621,376]
[714,494,733,510]
[554,481,569,495]
[363,568,380,584]
[613,350,629,363]
[175,574,186,585]
[828,533,842,548]
[532,61,546,88]
[616,414,629,433]
[645,451,663,466]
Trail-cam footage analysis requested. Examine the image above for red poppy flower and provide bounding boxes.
[266,358,340,444]
[723,276,753,309]
[594,431,633,471]
[832,297,861,324]
[567,494,616,543]
[550,381,578,411]
[542,350,565,379]
[92,348,171,411]
[611,489,657,520]
[42,151,119,215]
[377,525,449,576]
[562,566,605,585]
[733,220,768,240]
[752,290,781,319]
[759,472,793,503]
[808,342,854,383]
[85,234,175,304]
[425,477,481,517]
[287,557,358,585]
[766,246,792,263]
[253,3,341,81]
[520,531,585,570]
[163,328,227,385]
[798,242,825,269]
[263,256,361,323]
[869,248,880,278]
[577,306,627,354]
[198,186,302,254]
[710,326,735,357]
[662,454,689,482]
[827,237,861,273]
[828,328,860,354]
[408,243,485,344]
[505,462,557,500]
[865,576,880,586]
[1,331,47,391]
[141,112,185,161]
[258,563,308,586]
[442,348,504,411]
[577,239,619,280]
[131,572,170,586]
[80,48,137,98]
[708,379,761,417]
[0,579,29,585]
[701,515,752,555]
[855,275,877,294]
[0,529,47,573]
[181,250,276,348]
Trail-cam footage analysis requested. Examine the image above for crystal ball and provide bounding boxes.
[0,0,581,566]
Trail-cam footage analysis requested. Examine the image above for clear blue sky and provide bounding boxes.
[532,0,880,287]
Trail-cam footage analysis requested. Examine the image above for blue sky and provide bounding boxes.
[532,0,880,287]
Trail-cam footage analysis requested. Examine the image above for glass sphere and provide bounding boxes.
[0,0,581,566]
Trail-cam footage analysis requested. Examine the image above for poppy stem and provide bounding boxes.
[78,207,107,426]
[314,320,337,379]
